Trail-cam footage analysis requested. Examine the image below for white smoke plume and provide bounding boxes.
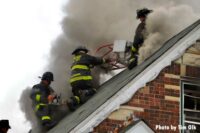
[19,87,39,131]
[49,0,200,96]
[138,5,199,63]
[19,0,200,130]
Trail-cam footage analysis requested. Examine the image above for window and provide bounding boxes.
[181,81,200,133]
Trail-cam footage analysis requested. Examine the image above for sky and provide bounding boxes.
[0,0,66,132]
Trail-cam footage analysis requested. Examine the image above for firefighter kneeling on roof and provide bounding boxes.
[67,46,111,111]
[30,72,57,130]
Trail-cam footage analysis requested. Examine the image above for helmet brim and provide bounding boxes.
[71,49,88,55]
[136,9,153,19]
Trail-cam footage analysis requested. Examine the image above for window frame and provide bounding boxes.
[181,76,200,133]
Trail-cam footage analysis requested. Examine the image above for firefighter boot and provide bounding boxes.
[128,55,138,70]
[78,89,97,104]
[67,96,80,111]
[86,88,97,96]
[43,120,57,131]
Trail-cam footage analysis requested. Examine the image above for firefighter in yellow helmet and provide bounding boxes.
[30,72,57,129]
[128,8,153,69]
[67,46,110,111]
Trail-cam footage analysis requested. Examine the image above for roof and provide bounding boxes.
[46,19,200,133]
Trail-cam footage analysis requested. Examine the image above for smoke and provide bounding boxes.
[138,5,199,63]
[19,0,200,130]
[19,87,68,132]
[48,0,200,96]
[47,0,137,99]
[19,87,39,130]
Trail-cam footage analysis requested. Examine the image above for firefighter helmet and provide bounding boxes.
[136,8,153,19]
[72,46,89,55]
[41,72,54,81]
[0,120,11,129]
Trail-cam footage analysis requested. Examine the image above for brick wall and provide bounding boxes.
[94,63,181,133]
[186,65,200,78]
[94,64,200,133]
[93,119,124,133]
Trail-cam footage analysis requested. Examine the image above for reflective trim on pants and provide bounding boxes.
[41,116,51,121]
[131,46,137,52]
[129,57,136,63]
[35,103,47,112]
[74,96,80,104]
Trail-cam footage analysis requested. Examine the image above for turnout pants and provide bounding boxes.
[71,80,96,105]
[34,103,52,125]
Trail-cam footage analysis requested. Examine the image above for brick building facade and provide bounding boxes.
[94,62,200,133]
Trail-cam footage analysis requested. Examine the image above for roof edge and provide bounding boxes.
[70,20,200,133]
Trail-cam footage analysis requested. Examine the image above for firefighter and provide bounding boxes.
[0,120,11,133]
[30,72,57,129]
[128,8,153,69]
[67,46,110,111]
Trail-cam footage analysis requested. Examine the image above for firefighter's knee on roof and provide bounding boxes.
[128,44,138,69]
[67,46,107,111]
